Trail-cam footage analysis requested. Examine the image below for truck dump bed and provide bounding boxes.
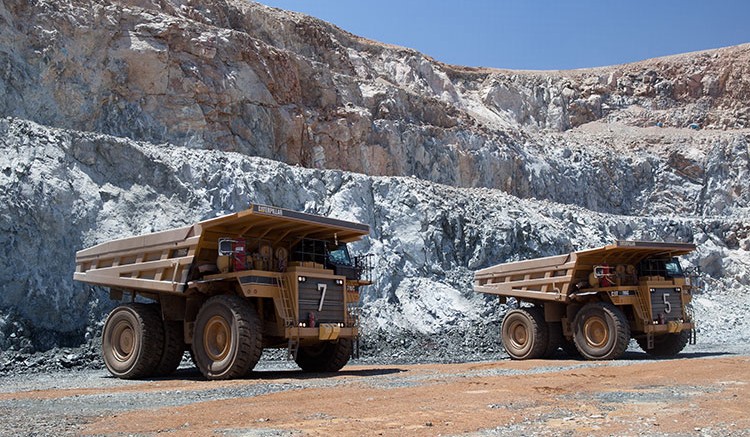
[474,241,696,302]
[74,204,370,294]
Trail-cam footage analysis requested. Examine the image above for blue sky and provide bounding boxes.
[258,1,750,70]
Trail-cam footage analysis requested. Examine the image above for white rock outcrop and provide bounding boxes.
[0,0,748,355]
[1,118,748,353]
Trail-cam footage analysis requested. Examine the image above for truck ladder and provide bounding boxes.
[686,303,697,345]
[636,291,654,349]
[276,274,299,359]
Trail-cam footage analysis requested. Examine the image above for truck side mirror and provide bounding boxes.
[218,238,235,256]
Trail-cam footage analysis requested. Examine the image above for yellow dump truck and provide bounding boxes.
[74,204,372,380]
[474,241,698,360]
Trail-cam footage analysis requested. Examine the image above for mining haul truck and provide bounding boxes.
[474,241,698,360]
[74,204,372,380]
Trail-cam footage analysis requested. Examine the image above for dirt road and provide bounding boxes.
[1,351,748,436]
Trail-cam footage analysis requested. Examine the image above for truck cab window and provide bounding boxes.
[664,258,684,278]
[291,239,327,265]
[327,244,352,266]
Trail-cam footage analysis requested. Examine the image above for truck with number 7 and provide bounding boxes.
[474,241,698,360]
[74,204,372,380]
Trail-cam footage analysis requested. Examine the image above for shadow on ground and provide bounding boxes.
[621,350,734,360]
[126,365,406,382]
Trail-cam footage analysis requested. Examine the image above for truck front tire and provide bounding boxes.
[501,308,549,360]
[636,330,691,357]
[573,302,630,360]
[561,337,582,358]
[102,303,164,379]
[192,295,262,380]
[295,339,352,372]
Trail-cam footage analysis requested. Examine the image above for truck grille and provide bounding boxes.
[298,278,345,324]
[650,287,683,322]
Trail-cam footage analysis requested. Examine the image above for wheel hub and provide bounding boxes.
[111,321,135,361]
[509,321,529,348]
[204,315,231,361]
[583,316,609,348]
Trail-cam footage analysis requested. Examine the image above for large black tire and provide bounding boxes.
[544,320,563,358]
[192,295,262,380]
[295,339,352,372]
[102,303,164,379]
[500,308,549,360]
[154,319,185,376]
[573,302,630,360]
[636,330,691,357]
[560,337,582,358]
[188,347,198,369]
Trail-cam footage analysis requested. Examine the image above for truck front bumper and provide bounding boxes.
[285,325,358,341]
[644,321,694,334]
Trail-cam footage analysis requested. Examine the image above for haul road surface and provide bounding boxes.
[0,346,748,436]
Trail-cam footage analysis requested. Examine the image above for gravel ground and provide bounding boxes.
[0,341,748,436]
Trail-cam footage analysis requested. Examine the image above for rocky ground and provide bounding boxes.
[2,0,749,363]
[1,343,748,436]
[2,0,749,193]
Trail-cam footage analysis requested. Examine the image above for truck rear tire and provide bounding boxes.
[102,303,164,379]
[636,330,691,357]
[295,339,352,372]
[573,302,630,360]
[154,318,185,376]
[501,308,549,360]
[192,295,262,380]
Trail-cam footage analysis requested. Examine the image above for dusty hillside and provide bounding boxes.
[0,0,748,361]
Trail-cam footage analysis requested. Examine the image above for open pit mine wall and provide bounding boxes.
[1,0,749,217]
[0,0,749,350]
[1,117,748,351]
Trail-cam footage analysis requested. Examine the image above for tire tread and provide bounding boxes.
[543,320,563,358]
[154,317,185,376]
[573,302,630,360]
[102,303,164,379]
[636,330,691,357]
[501,307,549,360]
[295,339,352,372]
[192,295,262,380]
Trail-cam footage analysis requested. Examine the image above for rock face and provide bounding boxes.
[2,0,749,217]
[1,117,749,355]
[0,0,749,356]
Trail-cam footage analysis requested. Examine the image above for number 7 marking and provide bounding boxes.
[317,283,328,311]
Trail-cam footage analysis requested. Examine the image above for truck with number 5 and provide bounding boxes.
[474,241,698,360]
[74,204,372,380]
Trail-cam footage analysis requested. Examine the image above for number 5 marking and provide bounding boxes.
[317,283,328,311]
[662,293,671,313]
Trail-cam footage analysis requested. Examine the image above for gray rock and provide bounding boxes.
[0,117,748,362]
[0,0,749,364]
[0,1,749,216]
